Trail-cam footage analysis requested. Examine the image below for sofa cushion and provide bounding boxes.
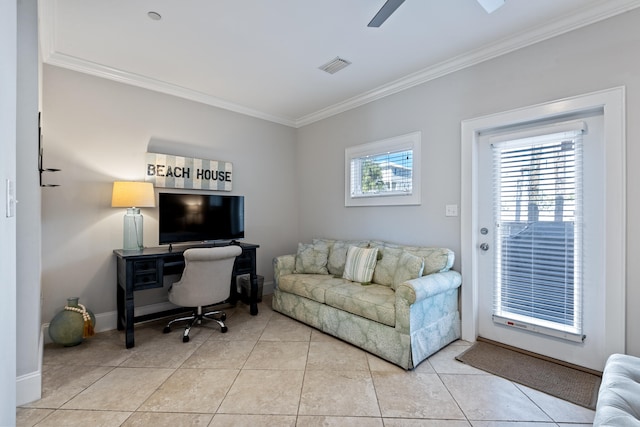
[278,274,346,304]
[317,239,370,276]
[294,241,329,274]
[325,282,396,327]
[343,246,379,283]
[392,251,425,289]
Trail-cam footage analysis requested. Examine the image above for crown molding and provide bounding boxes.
[44,52,298,127]
[38,1,297,128]
[295,0,640,127]
[40,0,640,129]
[38,0,55,64]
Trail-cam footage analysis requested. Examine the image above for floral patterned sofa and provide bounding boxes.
[272,238,462,369]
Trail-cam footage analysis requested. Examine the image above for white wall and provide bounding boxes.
[41,66,299,326]
[296,9,640,357]
[0,0,17,423]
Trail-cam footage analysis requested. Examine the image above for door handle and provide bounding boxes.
[480,243,489,251]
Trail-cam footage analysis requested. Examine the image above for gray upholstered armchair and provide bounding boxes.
[163,245,242,342]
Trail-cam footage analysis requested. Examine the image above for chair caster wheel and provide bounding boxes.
[163,326,171,334]
[220,313,227,321]
[183,335,190,343]
[221,326,228,333]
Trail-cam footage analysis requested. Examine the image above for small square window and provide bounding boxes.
[345,132,421,207]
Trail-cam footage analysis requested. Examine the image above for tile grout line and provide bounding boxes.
[19,300,595,426]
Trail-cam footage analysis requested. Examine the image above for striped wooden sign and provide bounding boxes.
[145,152,232,191]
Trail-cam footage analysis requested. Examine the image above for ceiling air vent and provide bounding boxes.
[319,57,352,74]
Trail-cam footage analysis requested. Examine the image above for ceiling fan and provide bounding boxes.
[368,0,506,27]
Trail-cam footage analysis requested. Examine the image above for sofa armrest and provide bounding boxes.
[273,254,296,287]
[594,353,640,426]
[395,270,462,305]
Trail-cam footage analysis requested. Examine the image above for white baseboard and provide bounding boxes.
[41,283,274,341]
[17,371,42,406]
[29,287,274,405]
[41,301,180,344]
[16,325,45,406]
[100,301,182,331]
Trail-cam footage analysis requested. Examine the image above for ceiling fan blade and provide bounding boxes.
[476,0,505,14]
[368,0,406,27]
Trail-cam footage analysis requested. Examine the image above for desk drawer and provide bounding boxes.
[132,259,161,289]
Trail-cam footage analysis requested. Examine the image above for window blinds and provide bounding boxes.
[491,126,584,342]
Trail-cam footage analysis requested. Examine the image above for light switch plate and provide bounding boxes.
[6,179,15,218]
[445,204,458,217]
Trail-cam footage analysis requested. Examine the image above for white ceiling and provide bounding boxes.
[40,0,640,127]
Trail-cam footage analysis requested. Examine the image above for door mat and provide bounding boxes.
[455,339,601,409]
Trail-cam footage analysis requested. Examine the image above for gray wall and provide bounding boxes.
[295,9,640,357]
[41,66,299,325]
[17,0,41,394]
[39,7,640,367]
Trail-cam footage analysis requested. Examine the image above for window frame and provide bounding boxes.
[344,131,421,207]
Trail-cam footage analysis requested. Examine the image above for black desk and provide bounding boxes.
[114,242,260,348]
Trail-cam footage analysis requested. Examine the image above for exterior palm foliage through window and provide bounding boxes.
[353,150,413,197]
[345,132,421,207]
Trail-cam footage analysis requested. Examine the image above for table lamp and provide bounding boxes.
[111,181,155,250]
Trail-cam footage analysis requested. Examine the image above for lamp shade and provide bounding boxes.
[111,181,155,208]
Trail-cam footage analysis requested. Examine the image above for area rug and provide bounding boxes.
[455,339,601,409]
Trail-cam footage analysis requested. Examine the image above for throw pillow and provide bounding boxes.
[404,247,455,275]
[326,240,369,276]
[342,246,379,283]
[294,241,329,274]
[372,246,403,287]
[392,251,425,289]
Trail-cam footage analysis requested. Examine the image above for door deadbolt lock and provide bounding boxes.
[479,243,489,251]
[480,227,489,235]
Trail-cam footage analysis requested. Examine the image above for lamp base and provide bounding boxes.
[123,208,144,250]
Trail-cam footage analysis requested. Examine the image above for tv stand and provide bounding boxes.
[114,242,260,348]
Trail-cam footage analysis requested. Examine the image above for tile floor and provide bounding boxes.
[18,296,595,426]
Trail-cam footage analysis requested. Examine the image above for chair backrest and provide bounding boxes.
[169,245,243,308]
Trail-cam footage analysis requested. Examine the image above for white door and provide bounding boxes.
[0,0,18,422]
[476,113,607,371]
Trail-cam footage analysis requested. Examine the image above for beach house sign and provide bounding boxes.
[145,152,232,191]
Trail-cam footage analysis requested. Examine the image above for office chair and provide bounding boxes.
[163,245,242,342]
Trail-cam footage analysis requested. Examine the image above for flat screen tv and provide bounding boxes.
[159,193,244,245]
